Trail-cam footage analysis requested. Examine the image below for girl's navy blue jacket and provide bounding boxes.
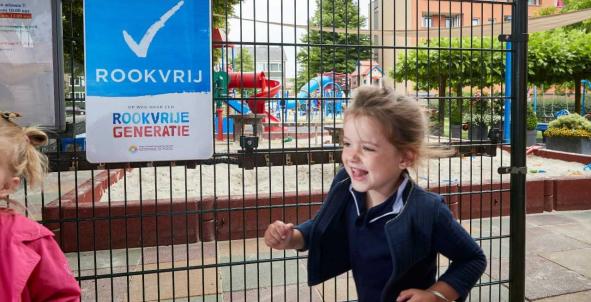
[296,169,487,302]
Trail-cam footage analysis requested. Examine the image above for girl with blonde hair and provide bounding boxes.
[0,111,80,301]
[264,85,486,302]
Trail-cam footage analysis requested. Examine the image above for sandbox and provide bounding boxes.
[43,147,591,252]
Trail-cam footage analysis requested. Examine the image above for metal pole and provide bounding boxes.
[509,0,528,300]
[504,42,512,144]
[582,80,589,115]
[533,85,537,113]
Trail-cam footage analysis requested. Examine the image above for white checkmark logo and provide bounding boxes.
[122,0,184,58]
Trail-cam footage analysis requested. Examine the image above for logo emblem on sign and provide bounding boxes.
[122,0,185,58]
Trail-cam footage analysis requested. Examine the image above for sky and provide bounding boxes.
[227,0,370,79]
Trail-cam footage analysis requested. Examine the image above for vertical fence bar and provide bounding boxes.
[504,42,512,144]
[509,0,528,300]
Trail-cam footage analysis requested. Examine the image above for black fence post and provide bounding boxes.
[509,0,528,300]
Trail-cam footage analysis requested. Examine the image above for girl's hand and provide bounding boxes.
[396,289,439,302]
[264,220,295,250]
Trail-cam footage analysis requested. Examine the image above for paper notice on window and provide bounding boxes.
[0,1,57,128]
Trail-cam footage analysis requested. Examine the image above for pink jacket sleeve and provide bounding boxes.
[22,236,81,302]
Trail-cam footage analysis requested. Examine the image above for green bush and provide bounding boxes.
[449,99,464,125]
[545,113,591,138]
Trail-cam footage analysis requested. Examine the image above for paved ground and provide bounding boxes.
[65,210,591,301]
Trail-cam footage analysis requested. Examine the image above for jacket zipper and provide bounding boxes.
[384,182,416,228]
[382,182,418,294]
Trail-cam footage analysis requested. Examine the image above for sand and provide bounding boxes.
[99,148,591,202]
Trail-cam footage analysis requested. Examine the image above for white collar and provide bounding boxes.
[348,173,410,223]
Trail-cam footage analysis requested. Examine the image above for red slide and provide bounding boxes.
[227,72,282,130]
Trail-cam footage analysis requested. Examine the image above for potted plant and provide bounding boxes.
[526,104,538,146]
[463,97,502,141]
[466,115,490,140]
[545,113,591,154]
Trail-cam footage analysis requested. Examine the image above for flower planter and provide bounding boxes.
[546,136,591,154]
[469,125,489,141]
[526,130,537,146]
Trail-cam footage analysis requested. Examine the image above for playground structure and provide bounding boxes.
[291,74,347,118]
[226,71,282,120]
[530,80,591,137]
[532,79,591,120]
[213,71,283,138]
[213,71,350,139]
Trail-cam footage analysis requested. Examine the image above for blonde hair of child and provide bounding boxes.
[345,85,452,168]
[0,115,49,188]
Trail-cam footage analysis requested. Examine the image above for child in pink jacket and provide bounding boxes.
[0,112,81,301]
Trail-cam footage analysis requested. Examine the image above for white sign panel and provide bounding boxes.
[84,0,213,163]
[0,1,62,128]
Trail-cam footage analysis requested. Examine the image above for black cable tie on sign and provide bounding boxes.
[498,166,527,175]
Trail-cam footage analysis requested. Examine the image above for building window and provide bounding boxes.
[423,17,432,28]
[503,15,512,22]
[73,77,85,87]
[528,0,540,5]
[452,15,462,27]
[269,63,281,72]
[446,15,462,28]
[472,18,480,25]
[256,63,266,71]
[488,18,496,24]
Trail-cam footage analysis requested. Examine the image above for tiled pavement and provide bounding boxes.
[66,210,591,301]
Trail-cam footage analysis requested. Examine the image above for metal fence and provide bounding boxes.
[24,0,527,300]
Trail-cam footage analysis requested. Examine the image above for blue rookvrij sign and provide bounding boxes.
[84,0,213,163]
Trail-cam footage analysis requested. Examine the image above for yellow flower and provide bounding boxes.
[544,127,591,138]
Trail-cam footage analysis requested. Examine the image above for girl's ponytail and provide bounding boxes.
[1,112,49,189]
[21,127,49,188]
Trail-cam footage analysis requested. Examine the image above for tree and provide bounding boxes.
[232,48,254,72]
[527,29,574,86]
[62,1,84,76]
[555,0,591,32]
[392,29,591,120]
[529,29,591,113]
[390,37,504,129]
[212,0,242,63]
[535,6,559,17]
[212,0,241,29]
[562,0,591,11]
[296,0,371,86]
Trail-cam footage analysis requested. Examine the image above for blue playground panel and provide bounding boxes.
[536,122,548,143]
[225,100,252,115]
[61,133,87,151]
[554,109,570,118]
[536,123,548,132]
[291,76,345,116]
[214,117,236,134]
